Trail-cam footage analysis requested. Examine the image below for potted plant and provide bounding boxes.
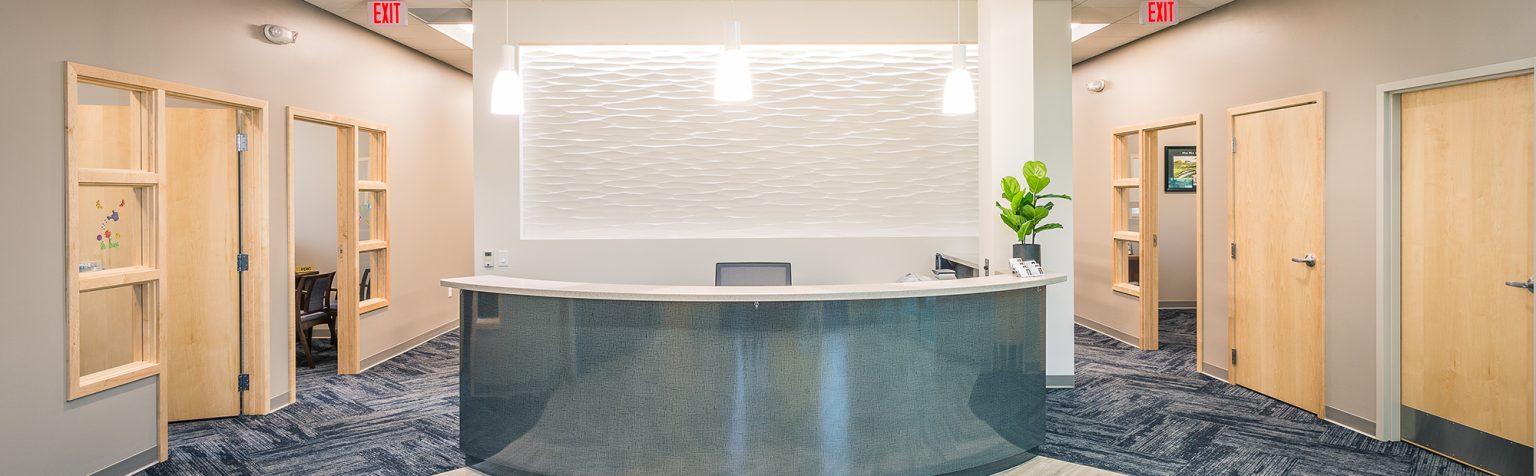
[996,160,1071,265]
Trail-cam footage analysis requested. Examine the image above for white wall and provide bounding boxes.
[293,120,338,274]
[978,0,1074,382]
[1155,126,1198,304]
[474,0,985,286]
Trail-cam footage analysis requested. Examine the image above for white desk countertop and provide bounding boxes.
[441,273,1067,303]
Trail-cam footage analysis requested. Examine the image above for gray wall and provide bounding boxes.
[1071,0,1536,422]
[1156,126,1198,304]
[0,1,472,474]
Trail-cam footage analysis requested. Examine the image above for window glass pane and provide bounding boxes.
[79,284,148,375]
[76,82,148,170]
[1119,132,1141,179]
[360,250,385,302]
[358,130,382,181]
[1119,187,1140,233]
[79,186,146,272]
[1120,240,1141,286]
[358,191,381,241]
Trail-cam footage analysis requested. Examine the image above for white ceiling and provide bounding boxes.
[304,0,1236,72]
[1071,0,1235,64]
[304,0,474,73]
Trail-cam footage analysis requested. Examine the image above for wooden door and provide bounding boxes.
[1139,130,1161,350]
[1401,74,1534,468]
[1229,95,1325,415]
[165,106,243,421]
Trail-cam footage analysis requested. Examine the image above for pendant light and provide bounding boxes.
[490,2,524,115]
[941,0,976,115]
[714,2,753,102]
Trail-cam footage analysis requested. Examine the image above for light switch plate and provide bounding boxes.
[496,250,511,268]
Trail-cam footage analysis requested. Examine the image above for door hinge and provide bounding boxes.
[237,373,250,391]
[237,253,250,272]
[1152,234,1158,246]
[1231,137,1237,153]
[1230,348,1238,366]
[1230,243,1237,259]
[236,132,248,152]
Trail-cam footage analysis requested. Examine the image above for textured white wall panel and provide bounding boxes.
[520,45,979,240]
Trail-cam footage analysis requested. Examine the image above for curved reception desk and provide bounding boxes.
[441,273,1066,476]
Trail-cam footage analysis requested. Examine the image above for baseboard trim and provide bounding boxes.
[1199,362,1229,381]
[1326,405,1378,438]
[91,446,158,476]
[1073,316,1141,348]
[1158,300,1197,309]
[359,320,458,372]
[268,391,292,413]
[1045,374,1075,388]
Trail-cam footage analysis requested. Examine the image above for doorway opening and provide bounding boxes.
[1107,115,1205,367]
[285,107,392,402]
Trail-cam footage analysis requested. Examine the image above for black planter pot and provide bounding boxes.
[1013,243,1041,265]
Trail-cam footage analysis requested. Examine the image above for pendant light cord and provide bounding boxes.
[954,0,960,45]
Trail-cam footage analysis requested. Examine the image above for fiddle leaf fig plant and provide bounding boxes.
[996,160,1071,244]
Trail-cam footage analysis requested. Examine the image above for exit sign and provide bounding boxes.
[371,1,407,26]
[1141,0,1178,25]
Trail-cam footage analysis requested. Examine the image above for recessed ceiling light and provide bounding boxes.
[430,23,473,48]
[1071,23,1108,42]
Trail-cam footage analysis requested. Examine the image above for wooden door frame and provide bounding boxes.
[1227,91,1326,416]
[1374,58,1536,442]
[1107,114,1204,358]
[67,62,272,462]
[285,107,390,394]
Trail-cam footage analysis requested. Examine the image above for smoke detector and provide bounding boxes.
[262,24,298,45]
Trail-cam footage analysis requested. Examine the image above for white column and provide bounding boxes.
[979,0,1074,384]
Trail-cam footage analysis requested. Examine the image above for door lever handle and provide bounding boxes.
[1505,277,1534,292]
[1290,254,1317,267]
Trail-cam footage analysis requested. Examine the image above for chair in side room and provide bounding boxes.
[296,271,338,368]
[715,262,793,286]
[329,268,372,311]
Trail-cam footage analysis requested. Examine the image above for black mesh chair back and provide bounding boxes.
[301,272,336,313]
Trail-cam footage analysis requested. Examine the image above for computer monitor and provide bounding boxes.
[715,262,793,286]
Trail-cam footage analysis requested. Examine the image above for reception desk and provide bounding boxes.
[441,273,1066,476]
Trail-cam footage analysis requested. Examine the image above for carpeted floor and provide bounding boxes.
[144,334,462,475]
[144,311,1477,475]
[1038,310,1478,475]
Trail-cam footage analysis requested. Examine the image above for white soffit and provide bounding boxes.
[301,0,1233,73]
[304,0,473,73]
[1071,0,1238,64]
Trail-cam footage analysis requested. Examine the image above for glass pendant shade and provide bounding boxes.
[491,45,525,116]
[942,45,976,115]
[714,21,753,102]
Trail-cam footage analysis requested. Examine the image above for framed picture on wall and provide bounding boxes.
[1164,146,1197,192]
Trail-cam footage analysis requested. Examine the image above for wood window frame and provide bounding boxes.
[67,71,164,401]
[285,107,389,386]
[67,63,271,462]
[1110,115,1204,356]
